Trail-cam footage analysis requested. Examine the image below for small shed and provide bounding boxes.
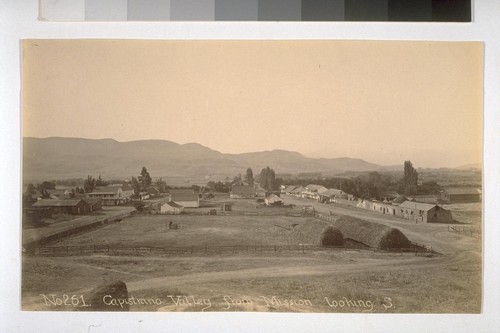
[32,199,90,215]
[160,201,184,214]
[265,194,283,206]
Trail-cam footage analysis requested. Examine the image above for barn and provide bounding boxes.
[82,197,102,212]
[441,188,481,203]
[160,201,184,214]
[265,194,283,206]
[32,199,91,215]
[170,189,200,208]
[397,201,453,223]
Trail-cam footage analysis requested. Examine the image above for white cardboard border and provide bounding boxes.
[1,1,499,332]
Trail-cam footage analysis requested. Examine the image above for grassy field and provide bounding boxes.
[22,198,482,313]
[48,214,315,248]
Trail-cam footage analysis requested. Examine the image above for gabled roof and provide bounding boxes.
[231,185,255,195]
[445,188,481,195]
[170,189,195,194]
[32,199,84,207]
[291,186,305,194]
[320,188,343,197]
[121,184,134,191]
[162,201,183,209]
[399,201,437,211]
[305,184,328,193]
[171,193,199,202]
[284,185,297,193]
[91,186,122,194]
[146,187,159,195]
[392,195,408,204]
[266,194,282,202]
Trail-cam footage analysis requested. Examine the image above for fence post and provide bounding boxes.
[302,244,304,254]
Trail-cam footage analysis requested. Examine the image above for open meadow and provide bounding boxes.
[22,198,481,313]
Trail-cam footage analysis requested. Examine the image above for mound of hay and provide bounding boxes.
[332,215,410,249]
[289,219,335,245]
[320,226,344,247]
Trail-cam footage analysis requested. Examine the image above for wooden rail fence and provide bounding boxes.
[30,242,431,257]
[448,225,481,238]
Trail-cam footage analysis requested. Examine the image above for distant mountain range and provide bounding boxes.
[23,137,396,182]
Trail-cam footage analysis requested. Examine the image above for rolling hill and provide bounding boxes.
[23,137,384,181]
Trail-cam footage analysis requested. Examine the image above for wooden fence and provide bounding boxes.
[30,242,431,257]
[448,225,481,238]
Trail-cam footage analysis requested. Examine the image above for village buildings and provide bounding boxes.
[441,188,481,203]
[32,199,91,215]
[87,185,134,206]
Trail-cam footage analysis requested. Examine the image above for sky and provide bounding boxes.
[22,40,483,168]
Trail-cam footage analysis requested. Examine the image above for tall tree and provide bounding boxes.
[259,166,276,191]
[95,175,108,186]
[402,160,418,195]
[83,175,96,193]
[155,178,168,193]
[245,168,254,186]
[139,166,152,188]
[131,177,141,197]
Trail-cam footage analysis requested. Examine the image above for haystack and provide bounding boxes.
[320,226,344,247]
[332,215,410,249]
[290,219,335,245]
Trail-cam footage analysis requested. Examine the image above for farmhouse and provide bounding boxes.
[441,188,481,203]
[370,201,398,216]
[160,201,184,214]
[318,188,344,203]
[82,197,102,212]
[230,185,256,199]
[265,194,283,206]
[284,186,297,195]
[397,201,453,223]
[302,184,328,200]
[289,186,305,197]
[88,185,133,206]
[32,199,91,215]
[170,189,200,208]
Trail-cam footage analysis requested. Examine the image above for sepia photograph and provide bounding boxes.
[19,39,484,314]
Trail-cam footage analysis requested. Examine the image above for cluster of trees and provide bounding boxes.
[259,166,277,191]
[206,181,231,193]
[285,161,440,200]
[83,175,108,193]
[131,167,152,197]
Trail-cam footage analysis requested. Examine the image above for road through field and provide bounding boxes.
[125,253,464,293]
[281,196,481,255]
